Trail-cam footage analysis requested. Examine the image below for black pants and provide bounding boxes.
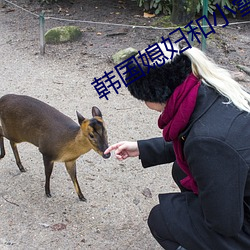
[148,162,188,250]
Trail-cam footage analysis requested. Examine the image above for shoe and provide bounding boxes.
[176,246,187,250]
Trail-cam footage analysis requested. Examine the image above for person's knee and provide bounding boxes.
[148,204,167,240]
[148,204,180,250]
[148,204,161,233]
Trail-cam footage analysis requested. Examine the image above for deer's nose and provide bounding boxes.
[103,152,111,159]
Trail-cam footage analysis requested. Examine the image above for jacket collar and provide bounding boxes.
[179,83,220,140]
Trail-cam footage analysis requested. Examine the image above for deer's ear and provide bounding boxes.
[92,106,102,118]
[76,111,85,125]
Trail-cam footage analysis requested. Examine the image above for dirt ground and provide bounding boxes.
[0,0,250,249]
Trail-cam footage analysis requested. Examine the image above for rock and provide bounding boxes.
[39,223,50,228]
[142,187,152,198]
[231,71,247,82]
[0,0,5,8]
[133,197,140,205]
[45,26,82,44]
[112,47,138,65]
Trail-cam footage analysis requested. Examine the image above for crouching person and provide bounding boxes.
[105,43,250,250]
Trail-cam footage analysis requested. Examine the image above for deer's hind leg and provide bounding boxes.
[65,161,86,202]
[43,155,54,198]
[10,141,26,172]
[0,126,5,159]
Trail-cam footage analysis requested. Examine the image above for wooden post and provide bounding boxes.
[202,0,208,51]
[39,11,45,55]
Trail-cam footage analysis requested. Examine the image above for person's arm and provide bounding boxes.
[104,141,139,160]
[185,137,249,236]
[104,138,175,168]
[138,137,175,168]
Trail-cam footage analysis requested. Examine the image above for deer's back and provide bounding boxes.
[0,94,79,148]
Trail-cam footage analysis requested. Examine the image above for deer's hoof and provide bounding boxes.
[79,196,87,202]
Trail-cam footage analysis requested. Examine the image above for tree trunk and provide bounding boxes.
[171,0,198,25]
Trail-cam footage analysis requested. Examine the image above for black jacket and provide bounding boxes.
[138,84,250,249]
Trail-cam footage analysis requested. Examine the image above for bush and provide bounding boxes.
[136,0,172,15]
[136,0,236,16]
[196,0,236,15]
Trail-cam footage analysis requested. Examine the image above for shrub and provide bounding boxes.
[136,0,172,15]
[196,0,236,15]
[136,0,236,16]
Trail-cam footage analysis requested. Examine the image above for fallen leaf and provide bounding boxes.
[143,12,155,18]
[51,223,67,231]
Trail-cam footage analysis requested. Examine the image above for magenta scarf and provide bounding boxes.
[158,73,201,194]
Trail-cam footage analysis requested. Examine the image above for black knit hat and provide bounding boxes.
[126,53,192,103]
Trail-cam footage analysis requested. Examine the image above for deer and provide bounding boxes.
[0,94,111,201]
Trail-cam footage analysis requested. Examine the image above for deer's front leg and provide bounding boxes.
[65,160,86,202]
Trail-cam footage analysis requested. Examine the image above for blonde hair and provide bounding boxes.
[158,42,250,113]
[183,46,250,113]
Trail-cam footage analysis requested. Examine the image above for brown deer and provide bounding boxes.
[0,94,110,201]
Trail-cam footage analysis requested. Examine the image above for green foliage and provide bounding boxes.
[135,0,237,16]
[136,0,172,15]
[196,0,214,14]
[196,0,236,15]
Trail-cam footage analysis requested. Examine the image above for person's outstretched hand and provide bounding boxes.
[104,141,139,160]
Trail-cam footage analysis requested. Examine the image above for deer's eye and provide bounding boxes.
[89,133,94,139]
